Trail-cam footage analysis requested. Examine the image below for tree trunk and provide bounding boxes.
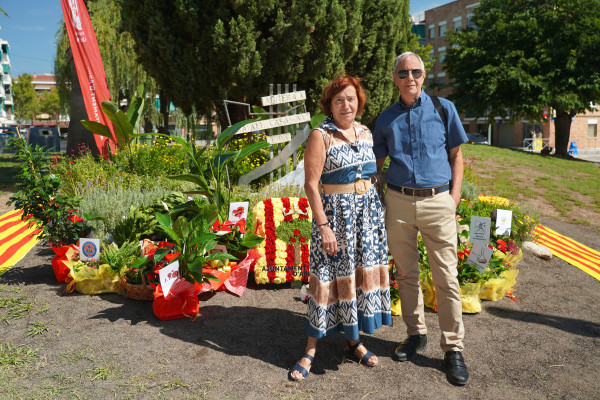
[66,55,99,157]
[553,109,576,157]
[158,89,170,135]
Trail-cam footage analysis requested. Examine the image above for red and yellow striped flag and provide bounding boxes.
[0,209,42,276]
[533,224,600,281]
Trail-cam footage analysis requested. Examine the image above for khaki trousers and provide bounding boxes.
[385,188,464,352]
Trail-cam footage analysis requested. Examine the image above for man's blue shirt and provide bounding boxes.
[373,90,467,188]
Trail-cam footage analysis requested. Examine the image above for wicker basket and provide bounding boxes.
[116,276,155,301]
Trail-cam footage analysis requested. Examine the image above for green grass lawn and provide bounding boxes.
[462,144,600,224]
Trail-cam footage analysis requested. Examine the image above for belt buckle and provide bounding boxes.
[354,179,368,194]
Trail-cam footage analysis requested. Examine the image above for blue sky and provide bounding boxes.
[0,0,453,78]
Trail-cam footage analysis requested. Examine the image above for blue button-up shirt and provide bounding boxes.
[373,91,467,188]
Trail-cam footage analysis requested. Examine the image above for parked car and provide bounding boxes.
[467,133,489,145]
[0,126,19,153]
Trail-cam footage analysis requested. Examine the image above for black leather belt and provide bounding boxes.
[387,183,450,197]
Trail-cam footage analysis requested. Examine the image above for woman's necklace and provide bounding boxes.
[341,125,357,145]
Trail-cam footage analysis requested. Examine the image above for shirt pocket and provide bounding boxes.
[421,122,447,156]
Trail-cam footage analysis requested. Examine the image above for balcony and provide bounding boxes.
[2,74,10,85]
[4,94,12,104]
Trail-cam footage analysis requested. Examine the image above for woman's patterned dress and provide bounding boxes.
[306,117,391,340]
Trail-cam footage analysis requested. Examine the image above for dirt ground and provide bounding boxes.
[0,190,599,400]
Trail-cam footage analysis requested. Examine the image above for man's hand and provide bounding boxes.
[450,190,461,208]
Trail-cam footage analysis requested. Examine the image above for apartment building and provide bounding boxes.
[414,0,599,151]
[0,26,14,125]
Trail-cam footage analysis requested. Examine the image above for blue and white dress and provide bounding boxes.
[306,117,391,340]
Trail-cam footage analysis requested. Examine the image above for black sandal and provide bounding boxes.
[346,341,377,367]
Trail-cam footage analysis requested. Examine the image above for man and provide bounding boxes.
[373,52,469,386]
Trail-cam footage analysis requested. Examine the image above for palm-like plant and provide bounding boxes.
[161,116,270,219]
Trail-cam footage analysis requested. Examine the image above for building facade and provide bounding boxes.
[0,25,14,125]
[413,0,599,151]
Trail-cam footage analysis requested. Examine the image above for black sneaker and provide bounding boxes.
[444,351,469,386]
[392,334,427,361]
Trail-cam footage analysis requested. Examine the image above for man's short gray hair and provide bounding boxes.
[393,52,425,72]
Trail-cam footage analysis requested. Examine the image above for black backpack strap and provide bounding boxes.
[431,95,449,155]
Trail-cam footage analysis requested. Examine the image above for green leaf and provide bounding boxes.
[213,152,236,170]
[167,173,209,189]
[82,212,105,222]
[240,232,265,248]
[310,112,327,129]
[155,212,172,229]
[215,118,256,151]
[101,101,134,147]
[251,105,270,120]
[173,216,190,239]
[80,120,113,140]
[232,141,270,164]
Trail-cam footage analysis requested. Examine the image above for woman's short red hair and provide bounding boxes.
[319,75,366,117]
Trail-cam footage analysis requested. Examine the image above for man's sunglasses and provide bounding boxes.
[396,69,424,79]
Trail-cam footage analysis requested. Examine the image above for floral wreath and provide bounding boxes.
[252,197,312,284]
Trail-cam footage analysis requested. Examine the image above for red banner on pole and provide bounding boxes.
[60,0,115,156]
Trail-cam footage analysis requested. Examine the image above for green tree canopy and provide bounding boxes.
[121,0,414,128]
[444,0,600,156]
[38,87,61,120]
[12,73,39,128]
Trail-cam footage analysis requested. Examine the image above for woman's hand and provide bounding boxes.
[319,224,337,256]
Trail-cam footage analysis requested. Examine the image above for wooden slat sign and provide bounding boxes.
[266,133,292,145]
[261,90,306,106]
[236,112,311,134]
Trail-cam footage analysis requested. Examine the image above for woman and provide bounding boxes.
[289,75,391,381]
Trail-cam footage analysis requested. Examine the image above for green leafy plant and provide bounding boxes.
[100,241,141,274]
[7,138,91,246]
[154,204,235,285]
[80,83,148,150]
[160,114,270,219]
[211,219,264,259]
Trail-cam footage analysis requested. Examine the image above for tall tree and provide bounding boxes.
[121,0,413,128]
[38,87,61,121]
[444,0,600,156]
[12,74,39,130]
[346,0,414,125]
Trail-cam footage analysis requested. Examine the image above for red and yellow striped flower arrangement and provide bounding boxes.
[252,198,312,284]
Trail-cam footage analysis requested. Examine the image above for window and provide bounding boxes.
[439,21,447,37]
[454,16,462,32]
[438,47,446,64]
[437,72,446,85]
[429,24,435,39]
[588,120,598,138]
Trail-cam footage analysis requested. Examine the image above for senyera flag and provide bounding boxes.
[61,0,116,156]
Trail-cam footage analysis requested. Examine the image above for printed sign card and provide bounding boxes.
[466,242,494,272]
[495,209,513,236]
[159,261,180,297]
[78,238,100,262]
[228,201,249,224]
[469,216,491,245]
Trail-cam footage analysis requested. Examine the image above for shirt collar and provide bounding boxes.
[397,90,427,110]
